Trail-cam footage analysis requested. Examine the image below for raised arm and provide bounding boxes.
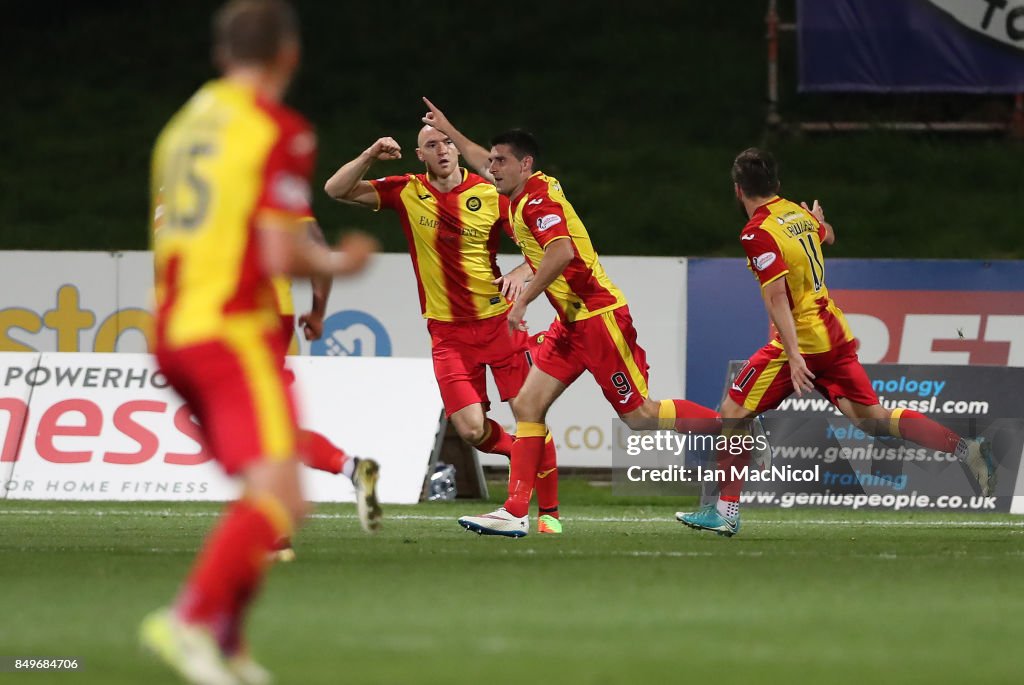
[324,137,402,207]
[421,97,494,183]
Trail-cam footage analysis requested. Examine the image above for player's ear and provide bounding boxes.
[212,45,228,72]
[415,148,425,162]
[278,38,301,73]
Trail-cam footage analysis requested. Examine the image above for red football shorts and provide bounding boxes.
[532,306,649,414]
[156,328,298,475]
[427,311,532,417]
[728,339,879,413]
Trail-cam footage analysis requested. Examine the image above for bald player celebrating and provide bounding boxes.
[324,124,563,533]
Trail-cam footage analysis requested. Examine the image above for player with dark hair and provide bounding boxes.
[420,99,721,537]
[140,2,377,683]
[676,147,996,536]
[323,123,562,532]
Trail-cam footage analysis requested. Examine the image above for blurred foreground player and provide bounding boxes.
[677,148,996,537]
[421,100,721,537]
[324,126,562,533]
[270,218,382,559]
[141,2,376,684]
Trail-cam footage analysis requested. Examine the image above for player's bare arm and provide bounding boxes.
[421,97,494,183]
[801,199,835,245]
[324,137,402,207]
[761,277,816,396]
[258,213,379,279]
[493,261,533,301]
[506,239,574,333]
[299,219,332,340]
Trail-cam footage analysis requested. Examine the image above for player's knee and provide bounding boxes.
[276,489,308,523]
[852,416,888,437]
[449,412,486,444]
[620,412,645,431]
[249,464,309,525]
[276,497,309,527]
[456,421,487,445]
[620,402,657,431]
[846,406,892,437]
[512,398,546,424]
[719,398,749,420]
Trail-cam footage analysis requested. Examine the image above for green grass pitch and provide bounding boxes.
[2,480,1023,684]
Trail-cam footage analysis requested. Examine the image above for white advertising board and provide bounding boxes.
[1,353,441,504]
[0,252,125,353]
[1,251,688,467]
[0,352,38,497]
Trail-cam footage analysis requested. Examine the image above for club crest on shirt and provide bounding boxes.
[466,196,482,211]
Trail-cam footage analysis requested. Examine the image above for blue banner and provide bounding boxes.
[798,0,1024,93]
[685,259,1024,409]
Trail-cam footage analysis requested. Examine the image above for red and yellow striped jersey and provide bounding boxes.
[371,169,510,322]
[509,172,626,323]
[270,275,295,317]
[268,216,317,319]
[151,79,315,349]
[741,196,854,354]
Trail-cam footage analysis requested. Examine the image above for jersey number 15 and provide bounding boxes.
[164,142,215,231]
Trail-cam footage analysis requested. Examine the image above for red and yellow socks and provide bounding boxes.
[176,495,291,638]
[505,422,547,518]
[535,433,559,518]
[889,408,962,455]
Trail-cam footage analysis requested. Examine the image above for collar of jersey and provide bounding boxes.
[511,171,544,207]
[418,167,469,198]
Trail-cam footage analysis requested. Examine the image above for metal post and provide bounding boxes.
[766,0,781,128]
[1011,93,1024,140]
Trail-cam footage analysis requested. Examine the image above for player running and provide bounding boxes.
[323,125,562,533]
[676,148,997,537]
[269,219,382,559]
[140,2,376,683]
[418,99,721,537]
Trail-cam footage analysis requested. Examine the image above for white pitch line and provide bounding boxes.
[1,508,1022,527]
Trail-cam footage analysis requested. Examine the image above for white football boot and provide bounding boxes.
[457,507,528,538]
